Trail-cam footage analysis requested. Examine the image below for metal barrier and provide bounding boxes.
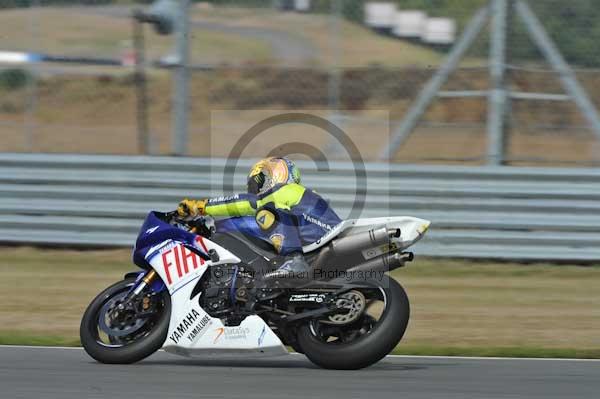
[1,153,600,262]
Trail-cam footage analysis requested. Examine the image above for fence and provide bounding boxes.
[2,152,600,262]
[2,1,600,165]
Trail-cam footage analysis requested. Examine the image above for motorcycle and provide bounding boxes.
[80,210,430,369]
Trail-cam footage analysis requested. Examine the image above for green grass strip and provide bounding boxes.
[0,332,80,347]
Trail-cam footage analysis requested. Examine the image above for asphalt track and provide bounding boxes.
[1,346,599,399]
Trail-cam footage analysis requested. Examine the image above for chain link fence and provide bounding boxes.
[1,0,600,165]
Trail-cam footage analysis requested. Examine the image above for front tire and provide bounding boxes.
[296,275,409,369]
[80,278,171,364]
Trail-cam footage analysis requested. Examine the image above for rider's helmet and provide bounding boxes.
[247,157,301,195]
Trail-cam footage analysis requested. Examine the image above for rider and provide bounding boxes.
[177,157,342,279]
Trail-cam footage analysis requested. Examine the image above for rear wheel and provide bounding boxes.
[296,275,409,369]
[80,277,171,364]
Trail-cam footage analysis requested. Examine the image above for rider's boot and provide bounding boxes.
[263,253,310,282]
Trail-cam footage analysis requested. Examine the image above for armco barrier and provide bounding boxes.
[1,153,599,262]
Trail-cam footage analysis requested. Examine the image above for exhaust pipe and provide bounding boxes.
[330,227,390,256]
[312,227,400,270]
[348,251,413,274]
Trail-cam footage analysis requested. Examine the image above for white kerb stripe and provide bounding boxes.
[0,51,29,64]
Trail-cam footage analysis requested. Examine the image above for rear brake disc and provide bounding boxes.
[322,290,366,325]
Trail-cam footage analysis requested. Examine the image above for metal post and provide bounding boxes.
[133,17,150,155]
[380,6,490,161]
[515,0,600,141]
[487,0,508,165]
[327,0,342,114]
[172,0,190,156]
[325,0,345,158]
[24,0,40,152]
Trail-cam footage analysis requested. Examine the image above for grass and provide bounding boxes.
[0,5,460,68]
[191,6,451,68]
[1,247,599,358]
[0,332,80,347]
[0,247,130,338]
[392,258,600,351]
[393,346,600,359]
[0,7,273,65]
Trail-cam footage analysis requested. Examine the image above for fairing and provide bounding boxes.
[135,211,288,357]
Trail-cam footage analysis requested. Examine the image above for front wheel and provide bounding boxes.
[296,275,409,369]
[80,277,171,364]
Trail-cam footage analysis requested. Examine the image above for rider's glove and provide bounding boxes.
[177,198,207,217]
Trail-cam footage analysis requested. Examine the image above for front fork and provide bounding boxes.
[125,269,164,301]
[103,270,163,332]
[131,270,158,296]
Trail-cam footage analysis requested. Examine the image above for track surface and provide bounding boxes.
[1,346,599,399]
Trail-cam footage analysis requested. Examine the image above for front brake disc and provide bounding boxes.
[98,293,148,337]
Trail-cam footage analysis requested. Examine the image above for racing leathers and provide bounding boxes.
[180,183,342,277]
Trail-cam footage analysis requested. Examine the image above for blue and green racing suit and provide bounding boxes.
[205,183,342,255]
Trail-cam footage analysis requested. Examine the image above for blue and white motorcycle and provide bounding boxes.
[80,210,430,369]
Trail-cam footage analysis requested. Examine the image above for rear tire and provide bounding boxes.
[296,275,409,369]
[80,278,171,364]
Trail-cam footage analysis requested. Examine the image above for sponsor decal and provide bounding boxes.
[161,244,205,285]
[195,236,209,253]
[302,213,334,231]
[208,194,240,204]
[213,327,225,344]
[256,209,276,231]
[213,326,251,344]
[257,325,266,347]
[145,226,159,234]
[362,242,398,261]
[169,309,211,344]
[289,293,326,303]
[186,314,213,343]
